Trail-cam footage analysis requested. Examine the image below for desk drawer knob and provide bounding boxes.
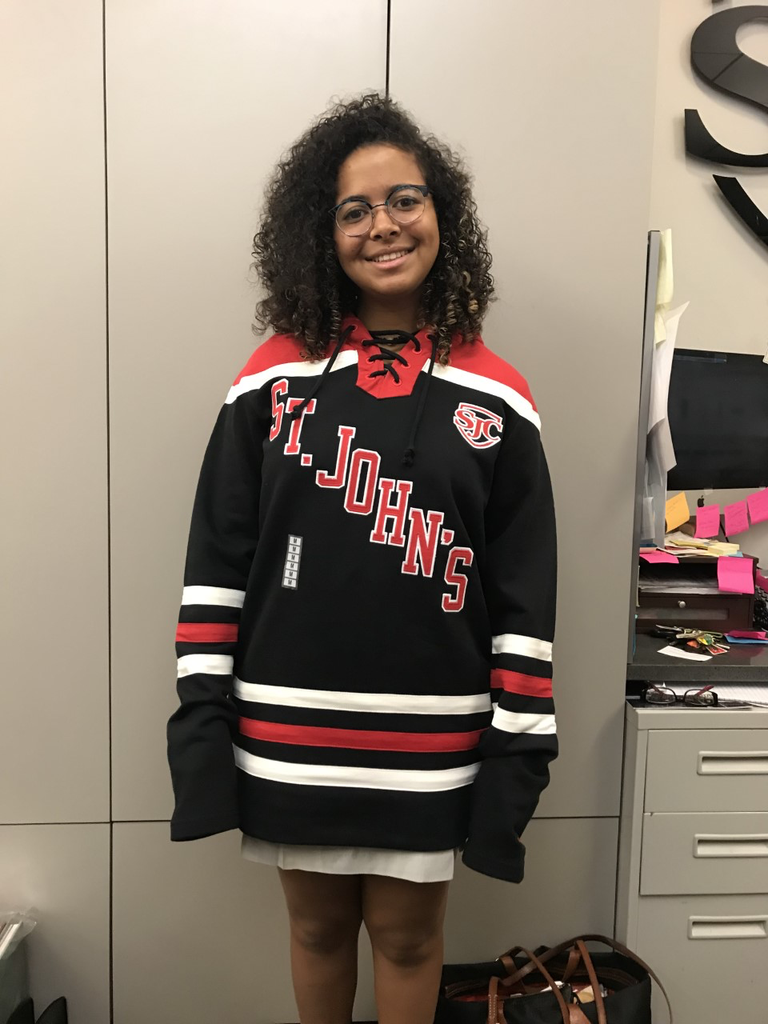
[678,600,686,608]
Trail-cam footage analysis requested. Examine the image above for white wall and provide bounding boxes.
[650,0,768,565]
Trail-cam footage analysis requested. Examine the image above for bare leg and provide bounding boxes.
[277,867,363,1024]
[362,873,450,1024]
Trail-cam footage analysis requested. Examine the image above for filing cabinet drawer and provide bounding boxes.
[640,812,768,895]
[637,894,768,1024]
[644,730,768,812]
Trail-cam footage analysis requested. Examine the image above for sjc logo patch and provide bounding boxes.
[453,403,503,449]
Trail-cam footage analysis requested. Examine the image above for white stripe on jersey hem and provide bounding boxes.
[225,351,359,404]
[233,678,492,715]
[181,585,245,608]
[492,633,552,662]
[492,708,557,735]
[233,746,480,791]
[177,654,233,677]
[427,363,541,431]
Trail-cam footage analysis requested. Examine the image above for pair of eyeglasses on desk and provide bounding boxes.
[640,684,754,708]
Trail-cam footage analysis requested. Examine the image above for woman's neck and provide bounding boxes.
[355,292,421,334]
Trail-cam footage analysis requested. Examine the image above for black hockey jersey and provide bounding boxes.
[167,312,558,882]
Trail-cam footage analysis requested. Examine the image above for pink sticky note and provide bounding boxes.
[640,551,680,564]
[727,630,768,640]
[747,488,768,525]
[724,500,750,536]
[717,556,755,595]
[758,571,768,591]
[694,503,721,538]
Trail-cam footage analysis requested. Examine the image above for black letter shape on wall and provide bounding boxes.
[685,5,768,250]
[686,5,768,167]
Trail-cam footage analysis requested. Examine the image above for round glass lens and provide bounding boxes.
[336,187,426,235]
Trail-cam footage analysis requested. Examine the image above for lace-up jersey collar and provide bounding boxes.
[340,313,436,399]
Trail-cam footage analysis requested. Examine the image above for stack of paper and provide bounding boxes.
[664,531,740,558]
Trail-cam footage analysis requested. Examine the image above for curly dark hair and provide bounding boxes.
[249,92,496,365]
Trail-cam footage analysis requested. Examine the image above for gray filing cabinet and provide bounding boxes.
[616,704,768,1023]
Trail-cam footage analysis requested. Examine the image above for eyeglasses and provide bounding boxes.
[641,684,754,708]
[330,184,431,236]
[643,684,719,706]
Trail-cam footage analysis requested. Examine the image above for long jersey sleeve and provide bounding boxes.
[167,390,265,841]
[460,405,558,881]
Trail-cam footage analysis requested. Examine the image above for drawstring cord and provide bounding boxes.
[402,333,438,466]
[288,323,439,466]
[288,323,355,421]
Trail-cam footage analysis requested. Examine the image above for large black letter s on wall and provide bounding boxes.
[686,5,768,167]
[685,5,768,248]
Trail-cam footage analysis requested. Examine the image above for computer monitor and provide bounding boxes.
[667,349,768,491]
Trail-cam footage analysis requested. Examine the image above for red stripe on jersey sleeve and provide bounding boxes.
[239,719,484,753]
[176,622,239,643]
[491,668,553,698]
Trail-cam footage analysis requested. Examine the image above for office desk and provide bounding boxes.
[627,632,768,684]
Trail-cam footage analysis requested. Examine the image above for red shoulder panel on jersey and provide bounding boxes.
[449,336,537,412]
[232,333,306,386]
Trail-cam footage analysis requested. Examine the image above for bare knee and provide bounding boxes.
[367,923,441,968]
[290,913,361,956]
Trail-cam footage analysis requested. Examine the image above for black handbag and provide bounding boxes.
[434,934,672,1024]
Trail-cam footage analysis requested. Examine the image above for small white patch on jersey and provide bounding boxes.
[282,535,303,589]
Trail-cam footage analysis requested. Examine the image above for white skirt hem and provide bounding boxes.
[241,835,460,883]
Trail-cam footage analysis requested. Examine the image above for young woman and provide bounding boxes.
[167,92,558,1024]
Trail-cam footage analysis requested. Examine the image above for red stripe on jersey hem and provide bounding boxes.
[491,668,553,698]
[176,622,239,643]
[238,718,484,752]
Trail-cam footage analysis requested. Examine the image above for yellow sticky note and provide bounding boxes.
[665,491,691,532]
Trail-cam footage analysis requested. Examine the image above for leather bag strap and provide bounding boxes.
[574,939,607,1024]
[496,933,672,1024]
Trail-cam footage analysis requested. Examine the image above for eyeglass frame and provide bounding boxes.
[330,183,432,236]
[642,684,719,706]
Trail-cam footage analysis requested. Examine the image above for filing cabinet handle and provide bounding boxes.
[689,916,768,940]
[698,750,768,775]
[694,834,768,858]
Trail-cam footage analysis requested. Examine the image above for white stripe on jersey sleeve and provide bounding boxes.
[225,351,359,404]
[233,746,480,791]
[491,707,557,735]
[181,585,246,608]
[428,363,541,431]
[233,679,492,716]
[491,634,553,662]
[177,654,234,677]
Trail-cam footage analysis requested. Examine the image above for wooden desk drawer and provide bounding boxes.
[645,730,768,812]
[640,812,768,895]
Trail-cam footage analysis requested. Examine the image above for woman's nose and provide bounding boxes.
[370,205,400,236]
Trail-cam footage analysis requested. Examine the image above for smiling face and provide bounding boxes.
[333,144,440,328]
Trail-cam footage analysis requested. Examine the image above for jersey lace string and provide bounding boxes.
[288,324,438,467]
[365,329,438,466]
